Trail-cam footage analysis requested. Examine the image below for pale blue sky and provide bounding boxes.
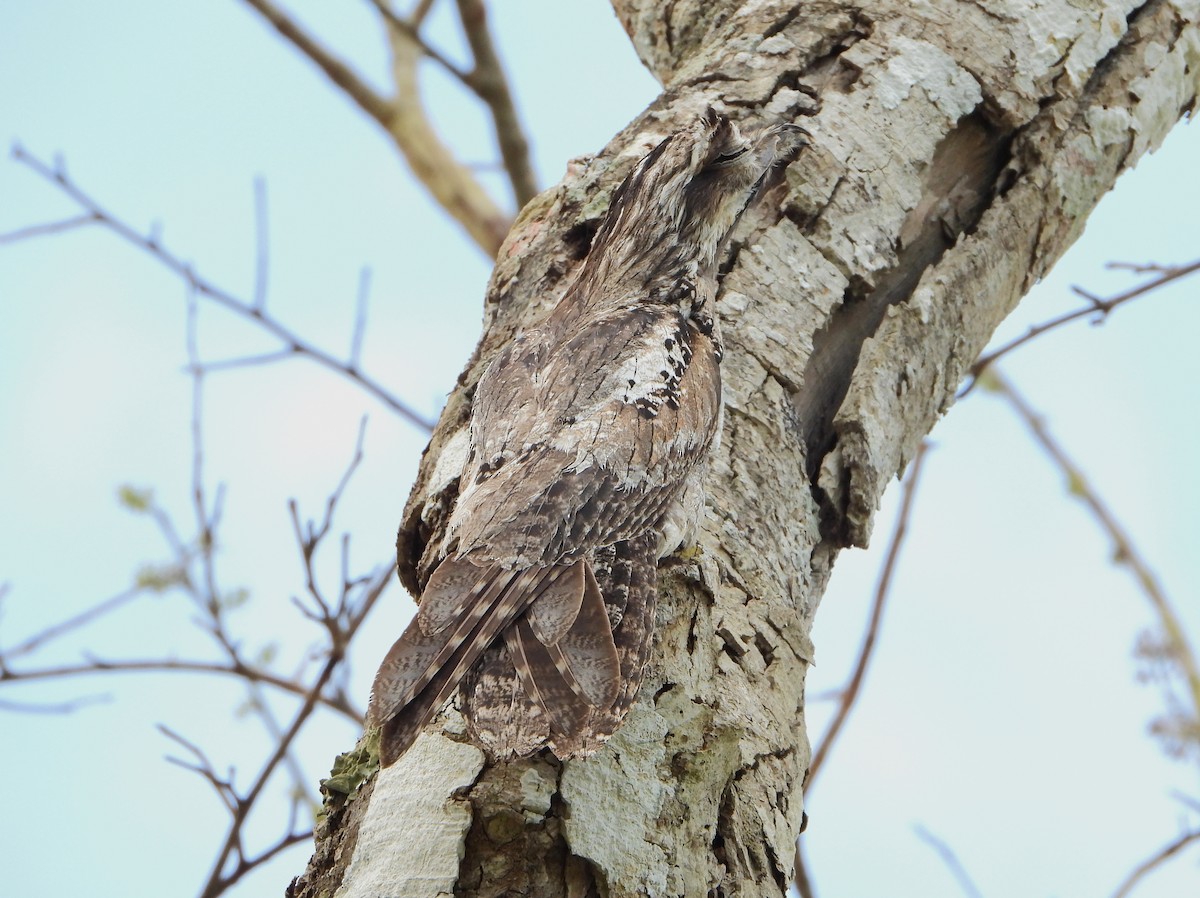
[1,3,1197,897]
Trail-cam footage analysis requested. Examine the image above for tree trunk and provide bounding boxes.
[290,2,1199,896]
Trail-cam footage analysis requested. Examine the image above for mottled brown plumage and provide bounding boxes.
[369,111,805,766]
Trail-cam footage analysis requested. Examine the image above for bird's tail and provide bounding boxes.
[368,555,624,766]
[463,535,658,759]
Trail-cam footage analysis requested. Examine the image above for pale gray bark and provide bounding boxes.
[290,2,1200,896]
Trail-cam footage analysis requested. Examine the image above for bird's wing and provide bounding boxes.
[452,302,722,566]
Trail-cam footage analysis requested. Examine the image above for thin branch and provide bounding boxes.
[0,212,98,245]
[1172,791,1200,815]
[238,0,515,254]
[379,8,512,256]
[807,441,932,789]
[9,146,436,432]
[1110,828,1200,898]
[0,694,110,713]
[793,839,816,898]
[364,0,472,84]
[0,658,361,721]
[2,585,142,659]
[217,830,314,894]
[192,349,300,373]
[989,373,1200,732]
[159,724,240,813]
[454,0,538,207]
[1107,261,1178,275]
[199,620,350,897]
[350,267,371,370]
[238,0,395,128]
[408,0,437,26]
[914,825,984,898]
[964,259,1200,395]
[253,176,269,311]
[289,418,371,623]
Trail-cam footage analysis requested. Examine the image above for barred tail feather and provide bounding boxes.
[369,559,578,766]
[558,536,658,757]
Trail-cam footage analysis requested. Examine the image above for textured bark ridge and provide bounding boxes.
[291,2,1199,896]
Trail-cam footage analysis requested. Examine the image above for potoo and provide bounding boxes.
[369,111,805,766]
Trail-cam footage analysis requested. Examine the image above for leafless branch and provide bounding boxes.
[218,830,314,894]
[794,839,816,898]
[989,372,1200,738]
[238,0,395,127]
[0,212,98,244]
[381,17,513,256]
[193,349,300,373]
[1110,828,1200,898]
[199,566,391,898]
[364,0,472,83]
[1,585,142,660]
[160,724,240,813]
[964,258,1200,395]
[0,694,110,713]
[253,176,269,311]
[8,145,436,432]
[1,658,361,720]
[454,0,538,207]
[244,0,520,254]
[1173,791,1200,814]
[351,267,371,369]
[914,825,984,898]
[807,441,932,789]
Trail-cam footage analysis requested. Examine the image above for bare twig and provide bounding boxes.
[238,0,395,127]
[253,176,269,311]
[351,267,371,370]
[194,349,300,373]
[0,694,110,713]
[0,658,361,721]
[408,0,437,26]
[2,585,143,660]
[199,566,391,898]
[364,0,472,83]
[0,212,98,244]
[1173,791,1200,814]
[382,19,513,256]
[914,825,984,898]
[964,259,1200,395]
[989,373,1200,732]
[454,0,538,207]
[8,145,436,432]
[289,417,371,622]
[160,724,240,813]
[217,830,314,894]
[807,441,932,789]
[1110,828,1200,898]
[243,0,519,253]
[794,839,816,898]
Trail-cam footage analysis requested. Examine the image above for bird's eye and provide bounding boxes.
[707,146,749,168]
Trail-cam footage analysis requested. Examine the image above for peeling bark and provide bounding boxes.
[290,2,1200,896]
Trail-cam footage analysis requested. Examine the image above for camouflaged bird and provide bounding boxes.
[369,110,806,766]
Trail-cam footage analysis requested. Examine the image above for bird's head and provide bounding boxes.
[587,110,808,280]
